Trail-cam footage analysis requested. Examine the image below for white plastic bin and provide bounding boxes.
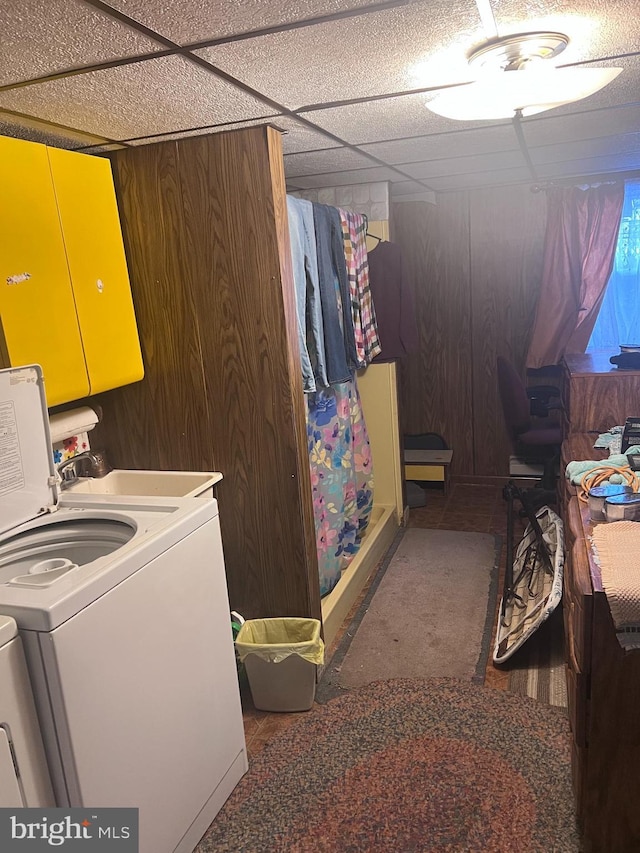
[235,618,324,712]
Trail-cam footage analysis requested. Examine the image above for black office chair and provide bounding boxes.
[526,364,562,417]
[526,382,562,418]
[497,356,563,494]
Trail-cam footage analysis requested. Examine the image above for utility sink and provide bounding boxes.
[65,470,222,498]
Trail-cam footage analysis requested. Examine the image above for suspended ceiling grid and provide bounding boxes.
[0,0,639,195]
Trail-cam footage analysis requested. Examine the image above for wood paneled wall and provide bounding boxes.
[393,184,547,478]
[392,197,474,474]
[91,126,321,622]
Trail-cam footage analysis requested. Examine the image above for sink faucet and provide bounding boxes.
[57,450,112,488]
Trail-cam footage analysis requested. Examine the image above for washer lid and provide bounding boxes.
[0,365,58,536]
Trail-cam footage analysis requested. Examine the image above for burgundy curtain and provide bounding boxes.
[526,183,624,369]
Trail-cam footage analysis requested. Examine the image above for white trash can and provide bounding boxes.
[235,618,324,712]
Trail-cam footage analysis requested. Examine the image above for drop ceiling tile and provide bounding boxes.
[401,149,526,180]
[530,132,640,166]
[101,0,378,45]
[277,117,342,154]
[299,93,506,145]
[122,115,341,153]
[284,147,376,177]
[0,0,163,87]
[522,103,640,148]
[538,152,640,180]
[359,125,518,164]
[196,0,484,110]
[123,116,281,146]
[0,112,112,149]
[0,56,274,140]
[291,165,406,189]
[425,166,533,191]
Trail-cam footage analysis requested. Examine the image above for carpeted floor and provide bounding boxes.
[197,678,580,853]
[317,528,500,701]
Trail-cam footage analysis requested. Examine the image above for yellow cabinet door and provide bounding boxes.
[47,147,144,395]
[0,136,89,406]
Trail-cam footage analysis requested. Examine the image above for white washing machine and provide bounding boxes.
[0,615,55,807]
[0,365,248,852]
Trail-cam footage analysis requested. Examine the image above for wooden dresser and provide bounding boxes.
[562,439,640,851]
[563,351,640,434]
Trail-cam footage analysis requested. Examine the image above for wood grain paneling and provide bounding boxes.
[94,127,320,622]
[469,184,547,476]
[392,186,547,478]
[96,141,209,470]
[266,128,321,617]
[564,352,640,433]
[392,198,474,475]
[174,127,319,621]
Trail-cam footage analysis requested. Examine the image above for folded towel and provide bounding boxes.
[593,427,623,451]
[565,446,640,485]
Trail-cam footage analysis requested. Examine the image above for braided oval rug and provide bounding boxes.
[196,678,580,853]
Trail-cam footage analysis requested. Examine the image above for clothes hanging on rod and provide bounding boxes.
[286,193,377,596]
[312,202,359,384]
[286,195,328,392]
[339,209,381,366]
[286,194,383,389]
[368,240,419,362]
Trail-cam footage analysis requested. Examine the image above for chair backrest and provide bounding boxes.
[497,356,531,442]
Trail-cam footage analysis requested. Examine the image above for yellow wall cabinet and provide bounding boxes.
[0,136,143,407]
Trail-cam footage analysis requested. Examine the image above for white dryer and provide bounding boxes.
[0,366,247,853]
[0,615,54,807]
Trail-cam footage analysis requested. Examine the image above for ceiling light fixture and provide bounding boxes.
[425,31,622,121]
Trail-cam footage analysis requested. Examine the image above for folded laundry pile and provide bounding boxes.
[565,446,640,486]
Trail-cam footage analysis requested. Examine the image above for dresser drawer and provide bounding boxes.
[564,542,593,675]
[564,590,591,675]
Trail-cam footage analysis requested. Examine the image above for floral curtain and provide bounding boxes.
[306,376,374,596]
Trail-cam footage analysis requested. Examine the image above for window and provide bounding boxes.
[587,181,640,350]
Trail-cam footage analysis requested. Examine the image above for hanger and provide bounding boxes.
[362,213,383,246]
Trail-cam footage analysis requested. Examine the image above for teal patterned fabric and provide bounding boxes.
[306,376,374,596]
